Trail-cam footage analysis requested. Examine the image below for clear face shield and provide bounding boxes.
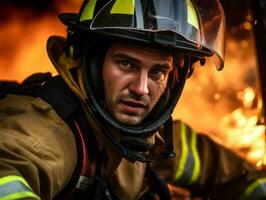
[79,0,226,70]
[70,0,226,162]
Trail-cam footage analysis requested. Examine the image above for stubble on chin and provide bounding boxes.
[109,93,149,125]
[113,112,145,125]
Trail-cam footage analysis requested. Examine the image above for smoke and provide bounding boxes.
[0,0,82,81]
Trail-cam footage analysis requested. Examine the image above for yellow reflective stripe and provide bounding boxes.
[186,0,199,30]
[69,46,74,58]
[0,175,30,188]
[111,0,135,15]
[240,178,266,200]
[189,130,200,184]
[80,0,98,21]
[0,175,40,200]
[175,122,188,181]
[0,191,40,200]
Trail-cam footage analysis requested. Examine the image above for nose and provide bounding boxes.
[129,71,149,96]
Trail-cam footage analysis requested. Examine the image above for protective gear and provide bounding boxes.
[0,94,77,200]
[58,0,226,162]
[61,0,225,69]
[1,69,266,200]
[1,91,266,200]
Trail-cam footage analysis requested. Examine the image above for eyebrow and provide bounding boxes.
[112,53,141,65]
[112,52,173,70]
[153,63,173,70]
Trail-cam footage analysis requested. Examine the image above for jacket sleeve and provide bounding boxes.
[0,94,77,200]
[153,120,266,200]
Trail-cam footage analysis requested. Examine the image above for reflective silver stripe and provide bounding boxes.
[0,181,29,196]
[76,175,94,192]
[135,0,144,28]
[241,178,266,200]
[0,179,40,200]
[175,122,200,185]
[176,124,194,184]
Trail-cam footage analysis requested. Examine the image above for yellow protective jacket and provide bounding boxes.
[1,36,266,200]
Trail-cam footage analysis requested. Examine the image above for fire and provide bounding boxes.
[0,2,265,168]
[0,15,60,81]
[220,87,265,167]
[174,34,266,167]
[0,1,82,82]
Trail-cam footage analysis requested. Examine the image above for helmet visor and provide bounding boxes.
[80,0,225,70]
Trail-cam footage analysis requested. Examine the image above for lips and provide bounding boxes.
[122,99,147,107]
[120,99,147,114]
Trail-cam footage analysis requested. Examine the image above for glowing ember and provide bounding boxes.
[174,33,265,167]
[220,87,265,166]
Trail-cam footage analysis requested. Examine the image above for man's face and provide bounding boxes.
[103,42,173,125]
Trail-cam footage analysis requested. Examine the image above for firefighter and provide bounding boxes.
[1,0,266,199]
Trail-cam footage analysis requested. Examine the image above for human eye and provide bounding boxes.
[118,60,136,71]
[150,68,168,80]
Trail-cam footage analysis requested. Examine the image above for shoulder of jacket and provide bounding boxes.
[0,93,59,116]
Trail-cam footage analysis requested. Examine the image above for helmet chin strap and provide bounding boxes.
[79,39,190,162]
[98,114,176,163]
[121,116,176,162]
[81,92,176,163]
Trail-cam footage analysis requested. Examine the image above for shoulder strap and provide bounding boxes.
[1,73,117,199]
[1,73,93,197]
[37,75,111,199]
[1,72,78,120]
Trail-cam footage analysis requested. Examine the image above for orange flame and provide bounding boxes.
[220,87,265,167]
[174,34,266,167]
[0,1,82,82]
[0,3,265,167]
